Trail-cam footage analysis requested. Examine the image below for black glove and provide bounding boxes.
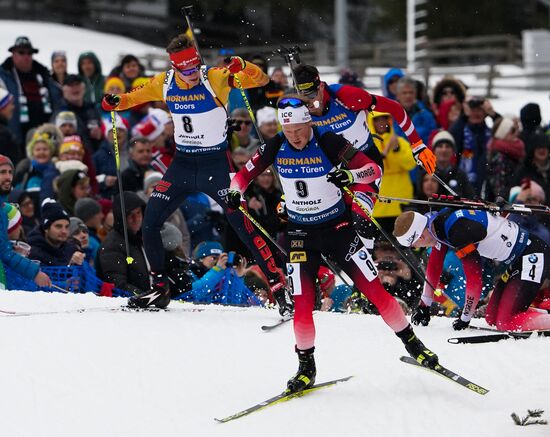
[226,189,242,209]
[327,168,354,189]
[101,94,121,111]
[452,318,470,331]
[411,303,431,326]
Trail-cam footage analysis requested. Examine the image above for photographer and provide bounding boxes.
[373,241,421,311]
[177,241,256,305]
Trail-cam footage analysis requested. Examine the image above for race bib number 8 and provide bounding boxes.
[521,252,544,283]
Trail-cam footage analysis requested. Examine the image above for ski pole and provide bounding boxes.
[360,190,550,216]
[233,75,266,145]
[181,5,204,65]
[431,173,459,196]
[110,111,134,265]
[342,186,440,293]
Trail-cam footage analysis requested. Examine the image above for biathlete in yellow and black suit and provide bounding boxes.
[102,34,290,310]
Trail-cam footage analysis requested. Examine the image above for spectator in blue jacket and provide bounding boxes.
[0,155,51,287]
[382,68,404,100]
[394,76,437,145]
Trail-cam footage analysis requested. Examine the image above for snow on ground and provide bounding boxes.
[0,291,548,437]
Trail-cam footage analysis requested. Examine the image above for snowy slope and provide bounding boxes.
[0,291,548,437]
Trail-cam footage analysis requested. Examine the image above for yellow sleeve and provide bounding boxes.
[394,137,417,171]
[116,72,167,110]
[206,62,269,106]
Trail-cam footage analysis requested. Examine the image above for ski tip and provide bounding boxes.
[447,338,460,344]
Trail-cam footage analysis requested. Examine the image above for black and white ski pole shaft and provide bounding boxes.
[432,173,459,196]
[110,111,134,265]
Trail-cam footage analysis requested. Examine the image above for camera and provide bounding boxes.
[227,251,242,267]
[467,97,485,108]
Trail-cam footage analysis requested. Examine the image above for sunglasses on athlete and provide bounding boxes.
[277,97,306,109]
[177,66,200,76]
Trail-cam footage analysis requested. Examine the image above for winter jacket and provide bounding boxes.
[394,101,437,145]
[27,227,79,266]
[0,194,39,279]
[78,52,105,105]
[121,159,148,193]
[369,112,416,218]
[0,115,22,164]
[434,165,475,198]
[0,56,62,146]
[93,139,118,199]
[485,138,525,201]
[96,192,149,295]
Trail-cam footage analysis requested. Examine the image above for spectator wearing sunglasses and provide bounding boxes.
[485,116,525,201]
[101,33,289,311]
[0,36,62,153]
[229,108,259,153]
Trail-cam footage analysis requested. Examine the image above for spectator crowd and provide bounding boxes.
[0,35,549,315]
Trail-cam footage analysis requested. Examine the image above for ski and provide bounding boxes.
[215,375,353,423]
[0,305,205,318]
[400,356,489,395]
[261,315,292,331]
[448,329,550,344]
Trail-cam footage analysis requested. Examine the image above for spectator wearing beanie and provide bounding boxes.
[256,106,279,141]
[0,87,20,163]
[13,132,57,212]
[50,50,68,89]
[507,180,550,245]
[68,216,95,266]
[511,133,550,202]
[93,113,129,198]
[485,117,525,201]
[8,188,39,234]
[519,103,544,154]
[56,169,90,215]
[121,136,152,192]
[55,110,79,136]
[431,130,475,198]
[96,191,150,295]
[27,198,84,266]
[74,197,103,261]
[102,76,131,121]
[3,202,23,240]
[58,135,85,162]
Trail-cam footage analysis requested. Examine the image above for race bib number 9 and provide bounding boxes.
[521,252,544,283]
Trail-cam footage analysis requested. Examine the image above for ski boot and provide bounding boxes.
[128,272,171,309]
[271,283,294,319]
[397,325,439,369]
[285,347,316,394]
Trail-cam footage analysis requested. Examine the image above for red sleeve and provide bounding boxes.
[335,86,423,147]
[333,85,375,111]
[372,94,423,147]
[347,152,382,185]
[460,252,483,322]
[420,243,448,305]
[230,137,281,193]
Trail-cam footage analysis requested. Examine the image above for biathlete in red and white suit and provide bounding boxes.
[227,96,439,394]
[293,64,437,247]
[394,209,550,332]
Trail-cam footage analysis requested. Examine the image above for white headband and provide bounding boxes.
[493,117,514,140]
[395,212,428,247]
[277,105,312,125]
